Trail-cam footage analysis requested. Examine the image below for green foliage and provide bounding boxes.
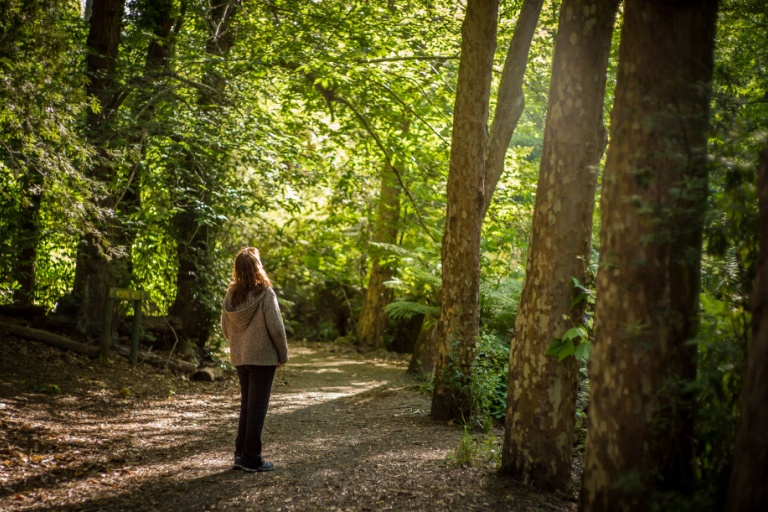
[546,266,597,364]
[451,427,476,467]
[688,291,749,507]
[471,332,510,426]
[441,332,510,430]
[545,325,591,363]
[0,0,96,305]
[384,301,440,321]
[18,380,62,395]
[449,427,501,467]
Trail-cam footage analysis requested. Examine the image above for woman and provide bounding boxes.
[221,247,288,472]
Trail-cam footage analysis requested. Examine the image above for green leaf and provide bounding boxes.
[570,293,587,308]
[562,326,588,341]
[546,338,575,361]
[574,340,592,363]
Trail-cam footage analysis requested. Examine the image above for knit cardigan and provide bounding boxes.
[221,287,289,367]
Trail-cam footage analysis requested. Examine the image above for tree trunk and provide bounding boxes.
[408,318,438,377]
[169,0,239,352]
[725,146,768,512]
[580,1,718,510]
[482,0,544,218]
[357,161,402,349]
[431,0,498,422]
[500,0,618,492]
[116,0,181,288]
[169,206,211,349]
[12,171,43,305]
[71,0,126,338]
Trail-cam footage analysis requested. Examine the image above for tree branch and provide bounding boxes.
[281,60,439,243]
[482,0,544,219]
[355,55,459,64]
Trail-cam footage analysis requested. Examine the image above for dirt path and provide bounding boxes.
[0,336,576,511]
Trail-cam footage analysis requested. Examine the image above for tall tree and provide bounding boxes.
[356,159,402,348]
[169,0,240,350]
[500,0,618,491]
[408,0,544,377]
[1,1,95,307]
[726,146,768,512]
[71,0,127,336]
[581,1,718,510]
[431,0,498,421]
[117,0,185,286]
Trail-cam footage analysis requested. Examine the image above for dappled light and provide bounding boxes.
[1,0,765,510]
[0,338,576,511]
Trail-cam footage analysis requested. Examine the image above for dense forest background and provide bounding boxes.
[1,0,766,510]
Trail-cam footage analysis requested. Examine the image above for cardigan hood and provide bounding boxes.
[223,288,270,328]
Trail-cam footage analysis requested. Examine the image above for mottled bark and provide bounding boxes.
[581,1,718,510]
[357,162,401,349]
[482,0,543,218]
[431,0,498,422]
[71,0,126,337]
[169,0,239,350]
[501,0,618,492]
[726,146,768,512]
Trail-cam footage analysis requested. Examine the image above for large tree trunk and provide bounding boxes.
[357,161,402,349]
[482,0,543,218]
[169,0,239,352]
[500,0,618,492]
[580,1,718,510]
[725,146,768,512]
[431,0,498,422]
[71,0,126,338]
[411,0,542,375]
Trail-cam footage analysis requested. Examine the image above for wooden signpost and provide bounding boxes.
[100,288,150,366]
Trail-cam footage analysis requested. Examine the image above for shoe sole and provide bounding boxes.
[242,466,274,472]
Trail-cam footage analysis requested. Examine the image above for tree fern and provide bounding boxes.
[384,300,440,320]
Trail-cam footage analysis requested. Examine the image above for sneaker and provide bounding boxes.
[241,460,275,473]
[233,456,244,470]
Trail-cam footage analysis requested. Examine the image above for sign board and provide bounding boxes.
[109,288,150,301]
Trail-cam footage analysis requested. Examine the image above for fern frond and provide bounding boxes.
[383,277,406,290]
[385,301,440,320]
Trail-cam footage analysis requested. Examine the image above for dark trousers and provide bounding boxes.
[235,365,277,466]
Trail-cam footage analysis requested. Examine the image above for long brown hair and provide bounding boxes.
[227,247,272,307]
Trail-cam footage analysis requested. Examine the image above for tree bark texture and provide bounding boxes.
[72,0,126,337]
[482,0,544,218]
[431,0,498,422]
[581,1,718,510]
[500,0,618,492]
[726,146,768,512]
[357,161,401,348]
[169,0,239,350]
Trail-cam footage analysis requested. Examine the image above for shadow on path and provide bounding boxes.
[1,342,576,511]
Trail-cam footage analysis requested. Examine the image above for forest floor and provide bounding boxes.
[0,333,579,511]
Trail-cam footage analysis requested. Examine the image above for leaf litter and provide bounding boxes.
[0,335,576,511]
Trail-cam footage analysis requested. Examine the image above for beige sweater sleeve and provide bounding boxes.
[220,302,230,341]
[264,289,289,363]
